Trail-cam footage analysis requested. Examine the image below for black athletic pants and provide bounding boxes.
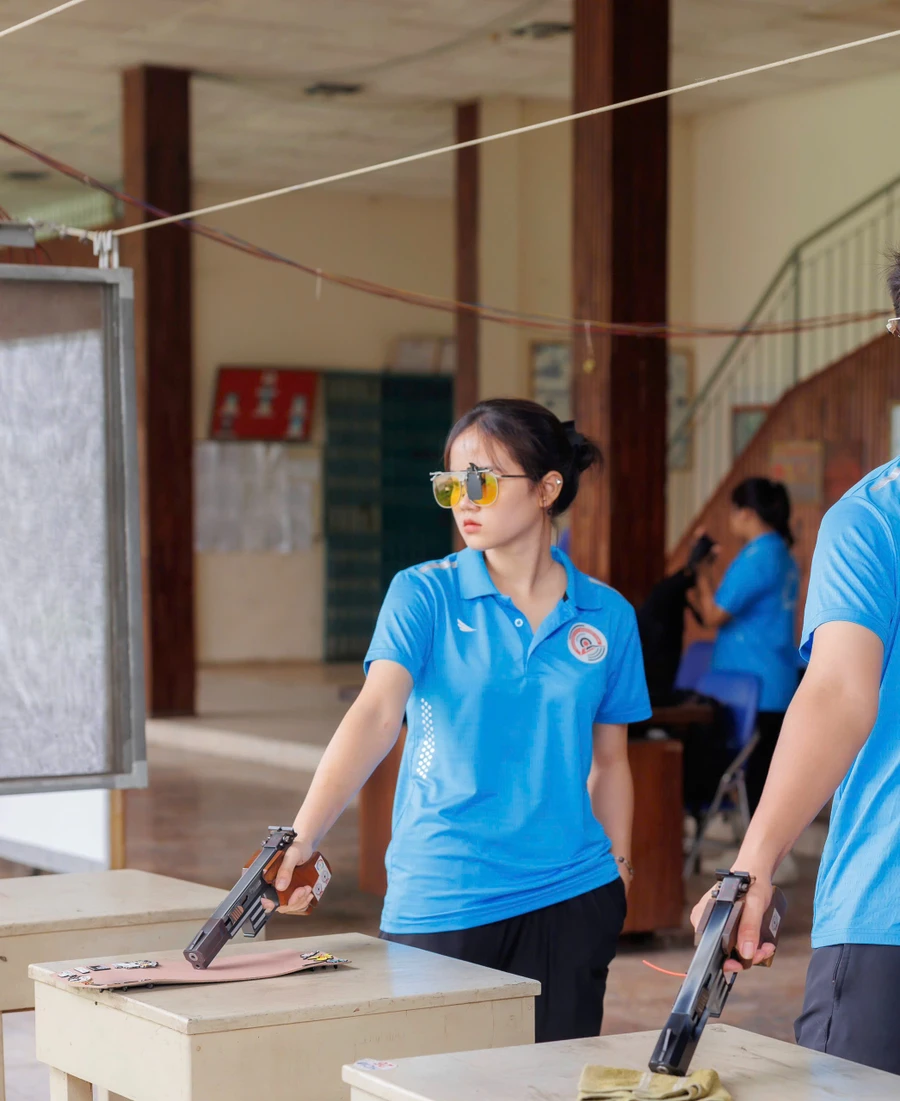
[796,943,900,1075]
[381,878,627,1043]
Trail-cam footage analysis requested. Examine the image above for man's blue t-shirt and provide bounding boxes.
[364,547,651,934]
[803,458,900,948]
[711,532,799,712]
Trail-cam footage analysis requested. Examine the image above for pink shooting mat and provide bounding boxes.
[62,950,350,991]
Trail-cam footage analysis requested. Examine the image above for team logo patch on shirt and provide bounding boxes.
[568,623,608,664]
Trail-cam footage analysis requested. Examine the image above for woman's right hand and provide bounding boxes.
[260,836,315,915]
[690,873,776,972]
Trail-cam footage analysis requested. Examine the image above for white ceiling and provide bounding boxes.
[1,0,899,212]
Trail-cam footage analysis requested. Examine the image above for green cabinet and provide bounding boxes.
[324,373,453,661]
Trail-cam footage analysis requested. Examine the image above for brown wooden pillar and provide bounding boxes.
[454,102,480,418]
[569,1,669,607]
[123,66,196,716]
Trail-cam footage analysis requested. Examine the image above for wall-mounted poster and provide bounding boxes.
[387,336,456,375]
[209,367,318,442]
[731,404,769,460]
[668,347,694,471]
[769,440,823,505]
[531,342,572,422]
[824,441,863,507]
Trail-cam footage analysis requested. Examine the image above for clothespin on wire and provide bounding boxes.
[91,229,119,269]
[582,320,595,374]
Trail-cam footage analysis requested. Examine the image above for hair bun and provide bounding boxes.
[562,420,597,473]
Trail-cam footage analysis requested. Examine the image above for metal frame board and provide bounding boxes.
[0,264,146,794]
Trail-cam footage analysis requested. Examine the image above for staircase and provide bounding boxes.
[668,173,900,546]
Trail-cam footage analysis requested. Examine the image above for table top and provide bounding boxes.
[648,702,716,726]
[29,932,539,1036]
[342,1024,899,1100]
[0,870,224,937]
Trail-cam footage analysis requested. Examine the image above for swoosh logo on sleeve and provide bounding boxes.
[456,618,476,633]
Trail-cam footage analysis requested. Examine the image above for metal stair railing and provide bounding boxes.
[668,173,900,545]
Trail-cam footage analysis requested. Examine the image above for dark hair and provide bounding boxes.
[731,477,794,546]
[887,249,900,316]
[444,398,602,519]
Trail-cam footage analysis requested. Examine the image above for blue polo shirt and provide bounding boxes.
[711,532,799,712]
[365,546,651,934]
[802,459,900,948]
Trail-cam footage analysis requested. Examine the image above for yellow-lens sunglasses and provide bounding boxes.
[429,464,530,509]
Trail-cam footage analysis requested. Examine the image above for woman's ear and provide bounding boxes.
[539,470,564,510]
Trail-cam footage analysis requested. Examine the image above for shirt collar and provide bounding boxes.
[457,548,497,599]
[555,546,607,609]
[457,545,607,610]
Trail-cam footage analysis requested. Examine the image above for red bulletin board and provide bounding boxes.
[209,367,319,442]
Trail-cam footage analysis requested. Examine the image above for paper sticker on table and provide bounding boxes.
[354,1059,397,1071]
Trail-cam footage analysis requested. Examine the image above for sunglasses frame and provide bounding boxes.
[429,466,531,508]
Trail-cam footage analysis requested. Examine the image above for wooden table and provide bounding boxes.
[30,932,539,1101]
[648,702,716,727]
[359,734,684,935]
[343,1022,900,1100]
[0,870,224,1101]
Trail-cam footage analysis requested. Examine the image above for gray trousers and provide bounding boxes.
[795,944,900,1075]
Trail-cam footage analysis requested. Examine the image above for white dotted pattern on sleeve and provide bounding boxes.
[415,698,436,780]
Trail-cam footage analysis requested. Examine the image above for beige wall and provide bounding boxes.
[669,115,694,328]
[193,186,453,663]
[479,98,573,400]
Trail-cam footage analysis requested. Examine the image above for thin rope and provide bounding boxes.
[114,25,900,237]
[0,0,89,41]
[0,126,889,340]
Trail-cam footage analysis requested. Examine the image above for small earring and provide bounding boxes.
[556,479,561,485]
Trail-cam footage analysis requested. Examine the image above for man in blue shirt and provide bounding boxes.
[692,266,900,1073]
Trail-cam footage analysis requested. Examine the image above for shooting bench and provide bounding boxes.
[343,1022,898,1100]
[29,932,538,1101]
[0,870,224,1101]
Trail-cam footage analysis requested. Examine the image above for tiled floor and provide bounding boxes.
[1,664,821,1100]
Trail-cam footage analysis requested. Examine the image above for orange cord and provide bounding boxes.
[642,960,688,978]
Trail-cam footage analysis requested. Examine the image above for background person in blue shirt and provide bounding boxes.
[264,398,651,1042]
[694,478,800,811]
[688,255,900,1075]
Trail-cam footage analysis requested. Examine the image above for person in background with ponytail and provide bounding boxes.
[694,477,799,812]
[262,398,651,1043]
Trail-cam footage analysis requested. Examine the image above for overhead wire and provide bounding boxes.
[0,0,90,42]
[0,127,889,341]
[111,24,900,237]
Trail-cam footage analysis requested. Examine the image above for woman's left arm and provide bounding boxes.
[695,561,731,628]
[588,723,634,892]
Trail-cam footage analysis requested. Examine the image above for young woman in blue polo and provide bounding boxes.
[269,398,651,1042]
[694,477,800,811]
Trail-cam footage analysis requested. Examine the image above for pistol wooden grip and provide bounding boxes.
[264,851,332,910]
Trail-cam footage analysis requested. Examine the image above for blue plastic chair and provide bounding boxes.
[674,641,715,691]
[683,669,761,879]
